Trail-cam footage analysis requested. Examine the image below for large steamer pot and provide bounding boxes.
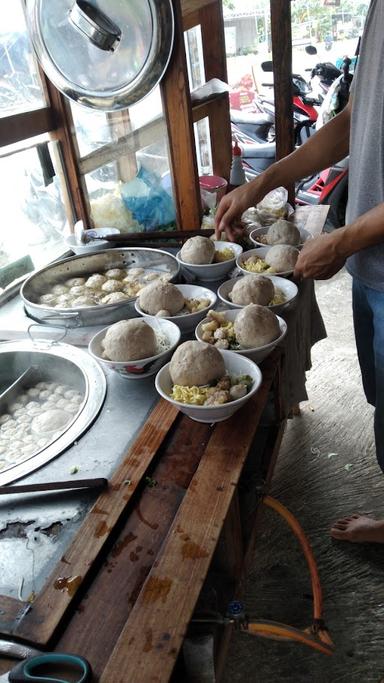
[21,248,179,328]
[0,340,106,486]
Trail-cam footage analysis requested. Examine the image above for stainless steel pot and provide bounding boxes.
[26,0,174,111]
[0,340,106,486]
[21,248,179,328]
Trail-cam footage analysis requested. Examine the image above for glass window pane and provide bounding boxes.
[71,88,163,157]
[86,136,176,232]
[0,0,45,117]
[0,144,69,281]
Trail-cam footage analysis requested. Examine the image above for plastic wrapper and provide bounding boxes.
[256,187,289,225]
[90,188,143,232]
[121,166,176,230]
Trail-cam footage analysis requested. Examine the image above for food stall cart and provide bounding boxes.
[0,0,333,680]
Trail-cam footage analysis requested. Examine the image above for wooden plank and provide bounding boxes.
[10,400,179,645]
[270,0,294,204]
[55,419,211,680]
[100,359,278,683]
[181,0,217,28]
[44,78,89,227]
[0,108,54,147]
[209,96,232,182]
[79,117,165,176]
[161,0,202,230]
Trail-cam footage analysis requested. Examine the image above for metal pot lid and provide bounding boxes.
[26,0,174,111]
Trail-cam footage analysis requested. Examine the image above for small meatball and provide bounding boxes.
[26,401,41,411]
[101,292,128,305]
[105,268,124,280]
[72,295,96,307]
[65,277,86,287]
[127,267,144,277]
[155,309,171,317]
[35,382,50,390]
[27,387,40,399]
[51,284,69,295]
[86,274,107,289]
[230,384,247,400]
[205,390,230,406]
[39,293,57,305]
[215,339,229,349]
[101,280,124,293]
[56,294,72,306]
[0,414,12,425]
[54,385,67,396]
[39,389,52,401]
[69,285,86,296]
[142,271,159,282]
[17,414,33,424]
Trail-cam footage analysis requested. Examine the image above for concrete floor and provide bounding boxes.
[223,269,384,683]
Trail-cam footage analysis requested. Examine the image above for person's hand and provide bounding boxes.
[215,179,267,241]
[293,231,346,280]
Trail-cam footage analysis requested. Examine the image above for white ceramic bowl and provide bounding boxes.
[176,241,243,282]
[217,275,298,314]
[88,317,181,380]
[65,228,120,255]
[249,226,312,249]
[236,247,296,278]
[135,283,217,334]
[195,309,287,363]
[155,349,262,423]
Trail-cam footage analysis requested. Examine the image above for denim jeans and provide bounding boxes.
[352,278,384,472]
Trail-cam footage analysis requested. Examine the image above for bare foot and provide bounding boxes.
[330,515,384,543]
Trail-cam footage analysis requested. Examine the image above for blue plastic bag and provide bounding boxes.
[120,166,176,230]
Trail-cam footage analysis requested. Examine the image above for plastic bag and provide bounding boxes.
[256,187,288,225]
[120,166,176,230]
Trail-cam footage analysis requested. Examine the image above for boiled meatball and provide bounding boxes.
[266,219,300,246]
[169,341,225,386]
[86,274,107,289]
[31,409,72,435]
[101,280,124,293]
[105,268,124,280]
[65,277,86,287]
[101,319,157,361]
[139,281,184,316]
[265,245,299,272]
[234,304,280,348]
[101,292,128,305]
[180,236,215,265]
[230,275,274,306]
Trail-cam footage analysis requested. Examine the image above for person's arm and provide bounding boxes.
[215,99,352,239]
[294,202,384,280]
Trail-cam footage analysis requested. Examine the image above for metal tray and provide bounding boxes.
[0,340,106,485]
[21,247,179,328]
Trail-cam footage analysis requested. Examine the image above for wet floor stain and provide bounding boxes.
[136,506,159,530]
[111,532,137,558]
[181,541,209,561]
[53,575,82,597]
[143,628,153,653]
[94,521,110,538]
[142,577,172,605]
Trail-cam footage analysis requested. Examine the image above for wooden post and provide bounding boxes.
[161,0,202,230]
[200,2,232,181]
[270,0,295,205]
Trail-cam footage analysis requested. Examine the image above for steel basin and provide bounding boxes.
[21,247,179,328]
[0,340,106,485]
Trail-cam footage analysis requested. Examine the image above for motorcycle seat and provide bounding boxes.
[230,109,274,126]
[240,142,276,159]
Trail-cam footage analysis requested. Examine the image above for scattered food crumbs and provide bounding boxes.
[309,406,315,412]
[27,591,36,603]
[327,452,338,459]
[344,464,353,472]
[145,477,158,488]
[311,447,320,456]
[70,466,79,475]
[123,479,131,486]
